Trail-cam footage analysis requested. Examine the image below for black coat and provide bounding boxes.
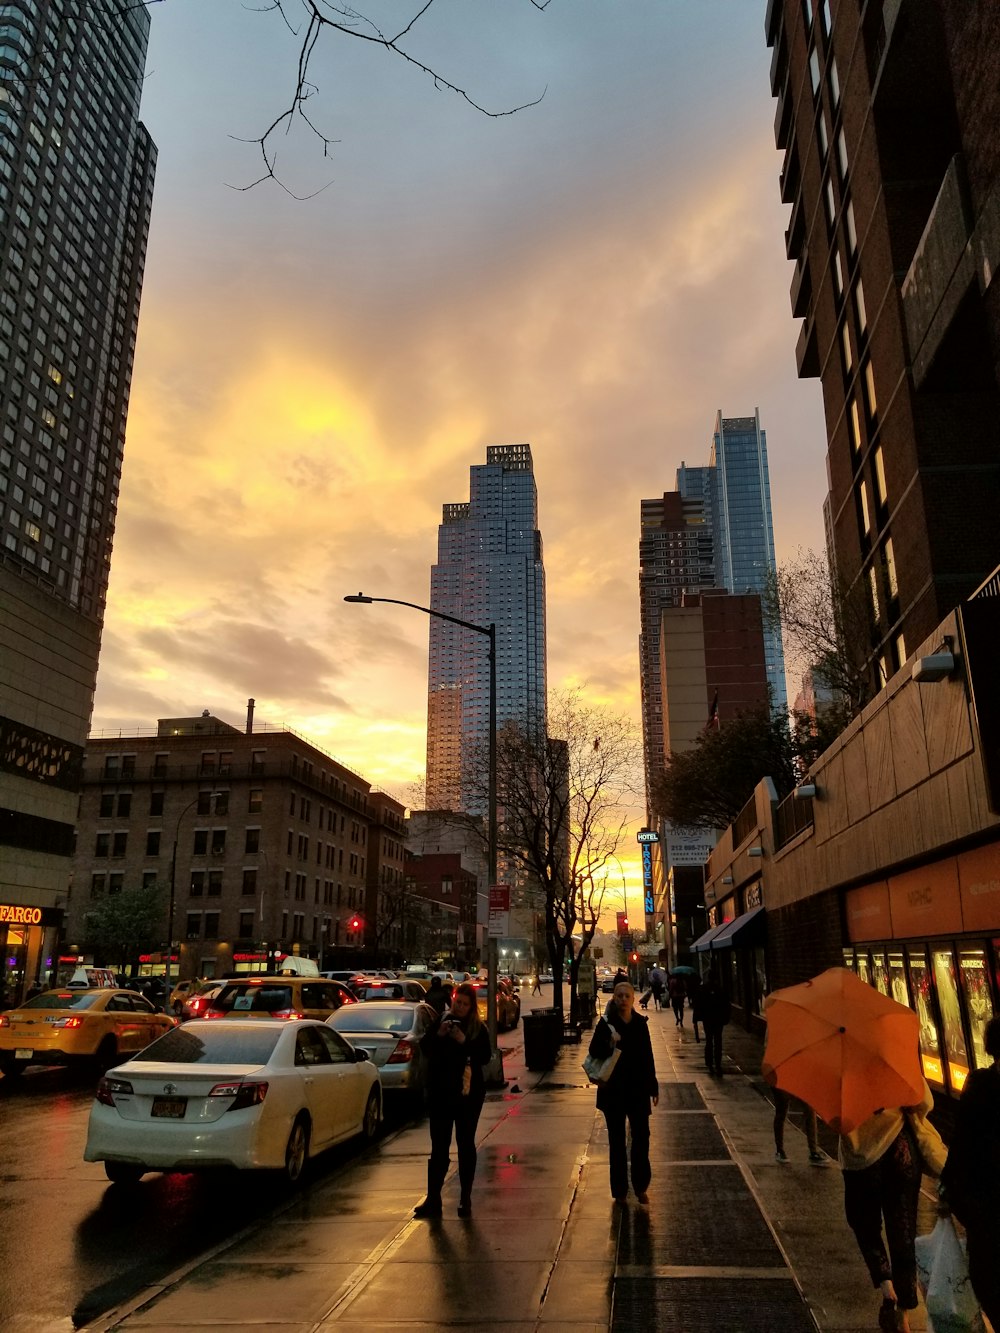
[420,1011,492,1108]
[941,1063,1000,1231]
[589,1010,658,1113]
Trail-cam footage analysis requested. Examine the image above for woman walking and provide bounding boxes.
[414,981,492,1219]
[588,979,659,1205]
[839,1079,945,1332]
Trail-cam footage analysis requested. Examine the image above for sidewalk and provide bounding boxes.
[81,1009,934,1332]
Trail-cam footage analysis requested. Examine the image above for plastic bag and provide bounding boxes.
[914,1217,985,1333]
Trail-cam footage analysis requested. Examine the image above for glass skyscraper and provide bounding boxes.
[426,444,547,813]
[0,2,156,969]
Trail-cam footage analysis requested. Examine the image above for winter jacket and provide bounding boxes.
[588,1009,658,1114]
[942,1064,1000,1227]
[420,1010,492,1107]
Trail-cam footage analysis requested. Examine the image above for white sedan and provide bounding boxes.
[84,1019,381,1186]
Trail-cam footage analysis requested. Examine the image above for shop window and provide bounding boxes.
[871,949,889,996]
[932,947,970,1093]
[887,950,909,1008]
[856,951,871,986]
[907,948,944,1087]
[958,948,995,1071]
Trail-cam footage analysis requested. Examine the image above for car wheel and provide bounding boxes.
[0,1057,27,1078]
[94,1036,118,1071]
[361,1087,381,1142]
[172,1001,183,1017]
[104,1161,144,1185]
[283,1115,310,1185]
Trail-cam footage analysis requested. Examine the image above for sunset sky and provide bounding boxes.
[93,1,828,918]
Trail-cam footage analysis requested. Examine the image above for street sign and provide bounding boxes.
[488,884,510,938]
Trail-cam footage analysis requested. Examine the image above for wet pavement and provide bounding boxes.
[66,1001,940,1333]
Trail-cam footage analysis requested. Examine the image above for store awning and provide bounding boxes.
[690,921,732,953]
[709,905,766,950]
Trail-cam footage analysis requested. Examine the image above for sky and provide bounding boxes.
[92,1,828,920]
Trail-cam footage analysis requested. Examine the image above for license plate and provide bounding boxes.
[151,1096,186,1119]
[14,1048,32,1060]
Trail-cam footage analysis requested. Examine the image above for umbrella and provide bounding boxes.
[670,966,698,976]
[761,967,923,1133]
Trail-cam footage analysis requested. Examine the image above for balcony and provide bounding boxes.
[779,144,800,206]
[795,317,820,379]
[773,790,814,850]
[773,74,793,152]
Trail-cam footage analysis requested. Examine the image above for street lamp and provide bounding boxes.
[344,591,500,1058]
[164,790,222,1004]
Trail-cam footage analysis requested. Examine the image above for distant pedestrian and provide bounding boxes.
[414,982,492,1220]
[649,965,667,1012]
[687,971,703,1041]
[587,980,658,1205]
[532,974,542,996]
[425,975,448,1016]
[773,1088,825,1163]
[941,1015,1000,1332]
[667,972,686,1026]
[696,973,730,1075]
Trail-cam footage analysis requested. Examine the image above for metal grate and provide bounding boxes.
[651,1113,728,1161]
[612,1276,816,1332]
[656,1083,707,1111]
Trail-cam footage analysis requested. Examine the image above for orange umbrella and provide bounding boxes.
[762,967,923,1133]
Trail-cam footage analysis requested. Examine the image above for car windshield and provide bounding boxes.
[213,984,294,1014]
[21,991,103,1010]
[358,986,401,1001]
[329,1007,414,1034]
[132,1025,283,1065]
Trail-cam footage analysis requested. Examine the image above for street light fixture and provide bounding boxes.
[344,591,500,1059]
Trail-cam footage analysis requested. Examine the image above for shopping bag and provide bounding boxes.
[914,1217,985,1333]
[582,1047,620,1086]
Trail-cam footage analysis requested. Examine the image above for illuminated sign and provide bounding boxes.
[636,830,659,844]
[233,952,267,962]
[644,890,654,914]
[641,843,653,890]
[0,904,42,926]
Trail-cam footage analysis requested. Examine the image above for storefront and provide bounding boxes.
[843,843,1000,1099]
[692,885,768,1029]
[1,901,64,1004]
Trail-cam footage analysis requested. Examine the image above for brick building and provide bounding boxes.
[404,851,478,969]
[66,710,404,981]
[766,0,1000,696]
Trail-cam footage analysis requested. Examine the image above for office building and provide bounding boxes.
[0,1,156,996]
[766,0,1000,695]
[425,443,547,813]
[65,710,404,981]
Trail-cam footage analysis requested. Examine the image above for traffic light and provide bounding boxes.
[348,915,362,932]
[630,951,639,964]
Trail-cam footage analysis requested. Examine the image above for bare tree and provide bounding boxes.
[470,690,640,1024]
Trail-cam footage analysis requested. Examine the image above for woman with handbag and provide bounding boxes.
[413,981,492,1220]
[839,1078,946,1333]
[941,1016,1000,1331]
[588,980,659,1205]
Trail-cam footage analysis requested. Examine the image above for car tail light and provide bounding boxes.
[0,1015,9,1028]
[271,1009,304,1020]
[203,1009,225,1020]
[96,1075,134,1106]
[209,1080,268,1110]
[50,1015,85,1029]
[386,1038,414,1064]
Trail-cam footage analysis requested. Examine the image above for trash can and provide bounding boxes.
[523,1007,562,1071]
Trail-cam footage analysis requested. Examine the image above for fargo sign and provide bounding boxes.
[0,903,43,925]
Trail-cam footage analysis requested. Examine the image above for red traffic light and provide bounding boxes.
[630,952,639,963]
[349,916,362,931]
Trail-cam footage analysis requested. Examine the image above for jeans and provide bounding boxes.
[428,1093,485,1199]
[703,1023,723,1072]
[603,1104,651,1198]
[842,1128,921,1309]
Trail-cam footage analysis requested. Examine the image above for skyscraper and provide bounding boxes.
[426,444,547,813]
[0,2,156,983]
[766,0,1000,694]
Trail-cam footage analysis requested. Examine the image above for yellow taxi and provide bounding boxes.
[0,988,174,1076]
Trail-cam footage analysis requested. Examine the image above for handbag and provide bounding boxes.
[914,1216,985,1333]
[907,1109,948,1177]
[582,1046,620,1086]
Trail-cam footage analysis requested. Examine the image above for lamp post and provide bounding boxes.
[164,794,205,1006]
[344,591,500,1058]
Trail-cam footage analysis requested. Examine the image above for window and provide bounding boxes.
[245,827,260,854]
[845,199,858,254]
[149,791,164,817]
[103,754,119,778]
[828,55,840,107]
[251,749,266,774]
[884,537,898,598]
[98,793,113,817]
[193,829,208,855]
[817,111,829,161]
[869,566,880,622]
[833,248,844,298]
[186,913,201,939]
[142,870,157,891]
[121,755,136,778]
[90,872,105,896]
[820,0,831,36]
[200,751,216,775]
[859,480,872,534]
[239,911,254,938]
[855,278,867,334]
[242,868,257,895]
[894,632,907,668]
[112,831,127,857]
[850,397,862,451]
[210,828,226,855]
[865,361,878,416]
[874,445,887,505]
[116,793,131,817]
[841,321,853,374]
[248,788,262,813]
[824,177,836,229]
[145,830,160,857]
[153,752,168,777]
[207,870,223,896]
[197,791,213,817]
[808,46,821,96]
[214,789,229,816]
[836,127,849,182]
[190,872,205,897]
[109,873,124,895]
[218,751,232,777]
[204,913,219,940]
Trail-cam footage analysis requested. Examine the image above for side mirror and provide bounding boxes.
[354,1048,369,1062]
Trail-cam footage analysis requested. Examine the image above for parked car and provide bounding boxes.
[0,988,174,1076]
[538,972,554,985]
[204,977,356,1022]
[353,980,428,1003]
[328,1001,436,1103]
[83,1018,382,1185]
[470,979,520,1032]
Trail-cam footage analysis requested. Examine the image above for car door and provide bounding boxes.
[105,993,141,1052]
[293,1026,342,1150]
[316,1026,368,1137]
[129,993,166,1049]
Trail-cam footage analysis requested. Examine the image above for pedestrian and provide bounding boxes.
[413,981,492,1220]
[687,971,703,1041]
[424,975,448,1016]
[532,973,542,996]
[773,1087,825,1163]
[840,1079,945,1333]
[587,979,659,1205]
[697,973,730,1074]
[941,1015,1000,1332]
[667,972,686,1026]
[649,964,666,1012]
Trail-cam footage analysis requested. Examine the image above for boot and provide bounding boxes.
[457,1165,475,1217]
[413,1159,445,1219]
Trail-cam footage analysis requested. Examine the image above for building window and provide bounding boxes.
[817,110,829,161]
[109,874,124,895]
[149,791,164,816]
[828,55,840,107]
[116,793,131,817]
[112,831,127,857]
[200,751,216,775]
[121,756,136,778]
[190,872,205,897]
[208,870,223,896]
[142,871,157,891]
[833,248,844,298]
[238,911,254,938]
[153,752,168,777]
[865,360,878,417]
[91,872,105,897]
[845,199,857,254]
[145,830,160,857]
[873,445,888,505]
[248,788,262,813]
[808,46,821,97]
[218,751,232,777]
[242,868,257,895]
[193,829,208,855]
[850,397,862,451]
[859,479,872,534]
[103,754,120,779]
[186,913,201,940]
[841,321,853,375]
[98,793,114,818]
[245,827,260,854]
[210,828,226,855]
[824,177,836,229]
[836,126,849,182]
[292,913,304,941]
[894,631,907,667]
[251,749,266,774]
[820,0,831,37]
[204,913,219,940]
[884,537,898,598]
[855,277,867,334]
[869,566,881,623]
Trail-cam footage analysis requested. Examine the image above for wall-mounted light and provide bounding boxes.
[748,846,764,858]
[912,635,956,683]
[794,783,817,800]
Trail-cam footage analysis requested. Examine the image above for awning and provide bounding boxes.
[690,921,732,953]
[709,905,766,950]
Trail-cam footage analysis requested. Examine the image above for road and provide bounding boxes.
[0,993,545,1332]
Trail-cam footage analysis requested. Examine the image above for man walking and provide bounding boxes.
[697,973,731,1075]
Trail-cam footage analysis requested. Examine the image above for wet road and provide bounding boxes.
[0,1003,533,1332]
